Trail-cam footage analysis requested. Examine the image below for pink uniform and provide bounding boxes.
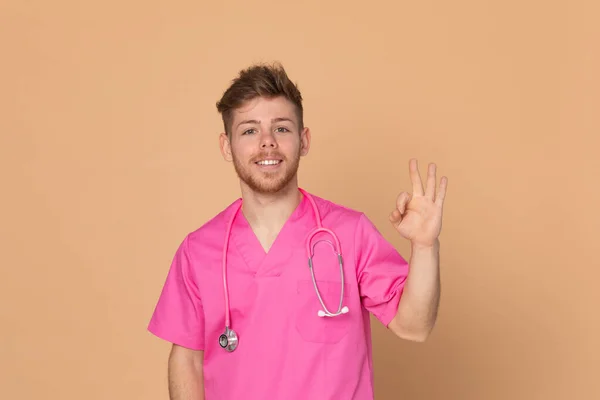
[148,189,409,399]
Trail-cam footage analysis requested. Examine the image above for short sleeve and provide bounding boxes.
[354,213,409,327]
[147,235,205,350]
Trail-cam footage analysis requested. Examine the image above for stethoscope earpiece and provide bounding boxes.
[318,306,349,317]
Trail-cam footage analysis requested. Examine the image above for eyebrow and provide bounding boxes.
[236,117,294,129]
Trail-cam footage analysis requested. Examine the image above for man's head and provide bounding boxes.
[216,62,310,195]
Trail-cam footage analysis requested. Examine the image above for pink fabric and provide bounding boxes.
[148,190,409,399]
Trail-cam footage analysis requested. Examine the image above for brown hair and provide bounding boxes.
[216,62,304,136]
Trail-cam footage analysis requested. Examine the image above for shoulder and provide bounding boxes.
[305,190,368,226]
[181,197,242,250]
[306,190,387,237]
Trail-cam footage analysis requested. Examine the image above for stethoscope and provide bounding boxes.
[219,188,349,352]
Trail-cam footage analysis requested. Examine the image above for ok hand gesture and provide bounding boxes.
[389,159,448,248]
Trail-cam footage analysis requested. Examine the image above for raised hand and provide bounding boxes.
[389,159,448,248]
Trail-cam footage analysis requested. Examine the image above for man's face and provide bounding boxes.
[219,96,310,195]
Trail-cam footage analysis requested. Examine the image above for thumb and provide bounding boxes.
[389,209,403,225]
[395,191,411,214]
[390,191,411,226]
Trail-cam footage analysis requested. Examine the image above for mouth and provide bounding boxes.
[255,159,282,167]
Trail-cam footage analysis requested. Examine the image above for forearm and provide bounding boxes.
[390,239,441,341]
[168,347,205,400]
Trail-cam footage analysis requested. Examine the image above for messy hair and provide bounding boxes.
[216,62,304,136]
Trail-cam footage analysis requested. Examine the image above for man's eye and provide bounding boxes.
[275,127,289,132]
[243,129,255,135]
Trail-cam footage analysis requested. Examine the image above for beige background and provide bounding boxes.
[2,0,599,399]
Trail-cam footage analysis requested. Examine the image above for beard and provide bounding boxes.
[231,148,301,194]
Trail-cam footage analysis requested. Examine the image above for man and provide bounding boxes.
[147,62,448,399]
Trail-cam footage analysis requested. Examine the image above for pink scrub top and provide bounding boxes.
[148,189,409,399]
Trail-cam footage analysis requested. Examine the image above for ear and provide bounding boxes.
[300,127,311,156]
[219,132,233,162]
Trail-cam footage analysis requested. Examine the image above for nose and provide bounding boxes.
[259,130,277,149]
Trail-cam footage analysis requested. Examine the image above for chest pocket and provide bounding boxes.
[294,279,351,344]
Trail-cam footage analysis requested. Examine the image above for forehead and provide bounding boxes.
[231,96,298,126]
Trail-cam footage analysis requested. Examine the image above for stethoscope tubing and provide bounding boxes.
[220,188,347,351]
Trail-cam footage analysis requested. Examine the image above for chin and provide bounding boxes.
[234,159,299,194]
[245,174,297,194]
[250,181,289,194]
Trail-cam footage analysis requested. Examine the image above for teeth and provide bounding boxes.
[257,160,280,165]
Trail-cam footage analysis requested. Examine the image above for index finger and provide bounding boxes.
[409,158,424,196]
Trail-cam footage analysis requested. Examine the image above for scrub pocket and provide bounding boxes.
[294,279,351,344]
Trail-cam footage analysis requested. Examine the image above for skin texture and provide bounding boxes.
[168,344,204,400]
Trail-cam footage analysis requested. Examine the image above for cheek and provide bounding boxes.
[231,143,253,161]
[279,136,301,154]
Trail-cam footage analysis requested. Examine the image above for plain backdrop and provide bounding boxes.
[1,0,599,399]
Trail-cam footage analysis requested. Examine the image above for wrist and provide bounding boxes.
[411,239,440,252]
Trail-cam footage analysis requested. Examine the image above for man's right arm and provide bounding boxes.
[168,344,205,400]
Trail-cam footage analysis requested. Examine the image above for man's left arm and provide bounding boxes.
[388,239,440,342]
[387,159,448,342]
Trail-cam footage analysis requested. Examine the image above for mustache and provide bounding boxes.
[250,152,285,162]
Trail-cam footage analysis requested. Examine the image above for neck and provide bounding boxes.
[240,181,302,232]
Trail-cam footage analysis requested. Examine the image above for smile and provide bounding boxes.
[255,159,281,166]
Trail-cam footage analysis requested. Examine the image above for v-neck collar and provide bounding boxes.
[231,190,311,277]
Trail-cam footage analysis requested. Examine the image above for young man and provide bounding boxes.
[147,62,448,400]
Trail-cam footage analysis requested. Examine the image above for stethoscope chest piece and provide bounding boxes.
[219,326,238,352]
